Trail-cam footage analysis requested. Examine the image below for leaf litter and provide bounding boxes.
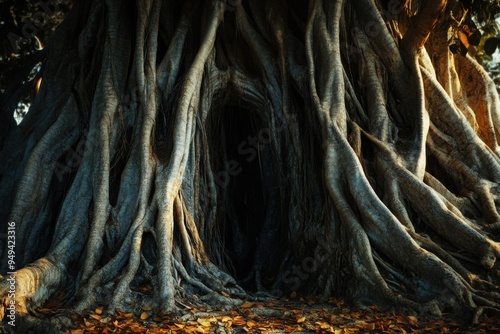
[34,293,499,333]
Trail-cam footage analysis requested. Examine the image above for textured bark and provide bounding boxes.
[0,0,499,330]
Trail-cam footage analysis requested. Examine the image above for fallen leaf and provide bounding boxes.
[319,322,330,329]
[241,302,253,309]
[359,322,375,331]
[397,316,410,324]
[197,320,211,327]
[71,330,84,334]
[247,320,257,327]
[297,316,306,323]
[95,307,103,315]
[233,317,246,326]
[140,312,149,320]
[407,315,418,323]
[221,291,230,297]
[89,314,101,321]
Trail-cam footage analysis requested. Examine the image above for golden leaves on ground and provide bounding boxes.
[240,302,253,309]
[60,297,500,333]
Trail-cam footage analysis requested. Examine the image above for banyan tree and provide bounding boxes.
[1,0,500,330]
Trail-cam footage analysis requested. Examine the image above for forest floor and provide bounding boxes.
[33,285,500,333]
[2,287,500,333]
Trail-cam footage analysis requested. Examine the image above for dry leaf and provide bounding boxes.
[141,305,152,311]
[140,312,149,320]
[246,320,257,327]
[360,322,375,330]
[89,314,101,321]
[233,317,246,326]
[197,319,211,327]
[319,322,330,329]
[397,316,409,324]
[71,330,84,334]
[297,316,306,323]
[241,302,253,309]
[407,315,418,323]
[95,307,103,314]
[221,291,230,297]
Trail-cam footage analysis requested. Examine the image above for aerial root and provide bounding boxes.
[9,98,80,256]
[472,306,500,324]
[173,263,248,310]
[0,258,64,318]
[109,223,147,310]
[357,125,499,269]
[409,231,474,284]
[423,172,478,218]
[321,120,499,314]
[423,67,500,178]
[323,141,420,312]
[2,0,500,324]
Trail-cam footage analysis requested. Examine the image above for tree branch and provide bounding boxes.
[402,0,447,53]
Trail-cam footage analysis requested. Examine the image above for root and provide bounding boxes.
[1,0,500,322]
[0,259,64,318]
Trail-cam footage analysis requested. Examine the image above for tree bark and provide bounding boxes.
[0,0,499,330]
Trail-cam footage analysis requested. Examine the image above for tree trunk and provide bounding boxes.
[1,0,500,329]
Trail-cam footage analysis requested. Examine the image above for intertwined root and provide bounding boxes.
[0,0,499,323]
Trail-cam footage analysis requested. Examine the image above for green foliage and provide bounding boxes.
[464,0,500,89]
